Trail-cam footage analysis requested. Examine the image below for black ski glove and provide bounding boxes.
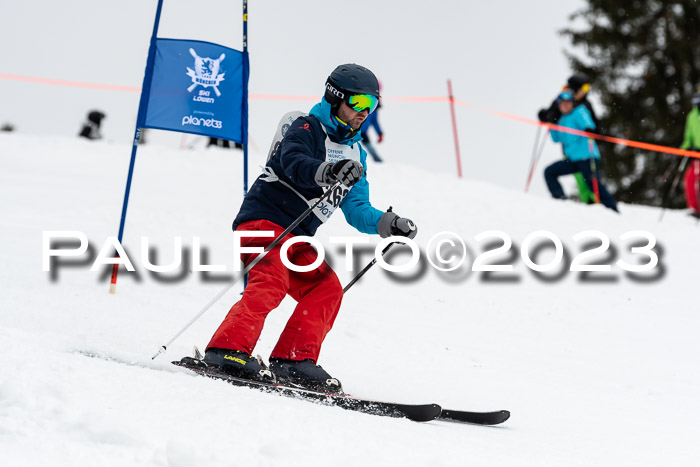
[315,159,364,187]
[539,103,562,124]
[378,211,418,239]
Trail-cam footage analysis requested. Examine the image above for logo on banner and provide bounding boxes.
[182,115,223,129]
[186,48,226,97]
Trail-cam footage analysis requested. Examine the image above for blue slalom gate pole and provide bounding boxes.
[242,0,250,289]
[110,0,164,294]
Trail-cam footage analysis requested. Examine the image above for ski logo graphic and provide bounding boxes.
[325,82,345,99]
[224,355,248,365]
[181,115,223,129]
[186,48,226,97]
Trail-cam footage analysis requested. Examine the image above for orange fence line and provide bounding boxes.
[453,98,700,159]
[383,96,448,103]
[2,72,697,159]
[546,122,700,159]
[0,72,141,93]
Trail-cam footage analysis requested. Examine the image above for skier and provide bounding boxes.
[538,73,601,203]
[680,90,700,214]
[544,91,618,212]
[360,81,384,162]
[203,64,417,392]
[78,110,106,140]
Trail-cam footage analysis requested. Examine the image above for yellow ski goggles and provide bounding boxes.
[347,94,379,113]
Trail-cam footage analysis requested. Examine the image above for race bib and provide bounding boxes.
[311,137,361,223]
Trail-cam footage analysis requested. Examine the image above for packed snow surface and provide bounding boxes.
[1,132,699,466]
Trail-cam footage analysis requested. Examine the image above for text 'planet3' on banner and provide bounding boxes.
[143,38,248,143]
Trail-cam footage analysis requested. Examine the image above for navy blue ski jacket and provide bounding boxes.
[232,98,384,236]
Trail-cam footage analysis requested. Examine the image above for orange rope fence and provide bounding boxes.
[2,72,698,160]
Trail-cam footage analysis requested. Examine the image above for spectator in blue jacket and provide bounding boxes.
[203,64,417,392]
[544,91,618,212]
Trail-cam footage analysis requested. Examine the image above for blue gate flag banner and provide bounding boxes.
[142,38,248,143]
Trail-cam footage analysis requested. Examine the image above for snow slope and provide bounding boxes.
[1,132,699,466]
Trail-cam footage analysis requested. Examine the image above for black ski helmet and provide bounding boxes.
[567,73,590,92]
[324,64,380,113]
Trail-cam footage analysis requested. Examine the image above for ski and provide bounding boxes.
[173,357,441,422]
[438,408,510,425]
[173,357,510,425]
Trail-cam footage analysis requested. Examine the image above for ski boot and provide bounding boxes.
[203,348,275,383]
[268,358,342,393]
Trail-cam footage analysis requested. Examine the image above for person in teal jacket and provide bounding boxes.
[544,91,618,212]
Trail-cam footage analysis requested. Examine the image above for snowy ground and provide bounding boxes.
[1,132,699,466]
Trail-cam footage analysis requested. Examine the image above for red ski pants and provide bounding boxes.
[207,220,343,363]
[684,159,700,213]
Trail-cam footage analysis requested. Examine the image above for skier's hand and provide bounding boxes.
[391,216,417,239]
[378,211,417,239]
[316,159,364,187]
[377,133,384,143]
[538,108,549,123]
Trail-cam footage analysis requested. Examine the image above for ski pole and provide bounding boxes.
[524,125,542,192]
[152,181,342,360]
[343,242,395,294]
[525,126,549,192]
[343,207,396,293]
[184,135,205,150]
[588,139,601,204]
[660,154,680,182]
[659,156,690,222]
